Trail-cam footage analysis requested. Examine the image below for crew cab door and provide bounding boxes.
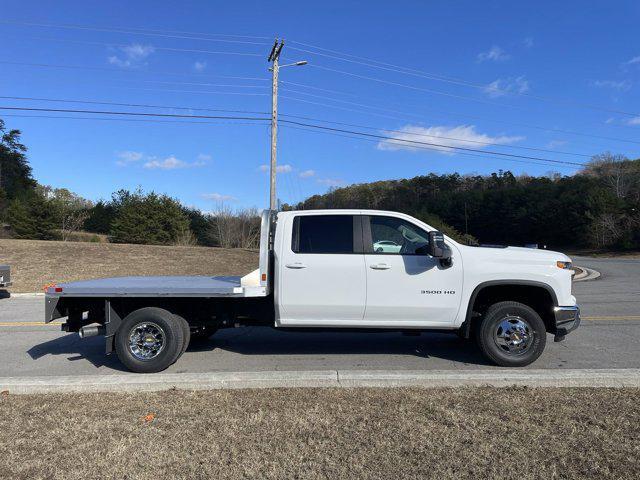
[362,215,463,326]
[277,213,367,326]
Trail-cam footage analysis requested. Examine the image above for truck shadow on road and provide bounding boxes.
[25,328,492,371]
[189,327,493,366]
[27,334,128,371]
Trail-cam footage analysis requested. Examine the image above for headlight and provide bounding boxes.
[557,261,572,269]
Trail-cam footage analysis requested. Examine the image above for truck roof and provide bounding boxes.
[277,209,416,217]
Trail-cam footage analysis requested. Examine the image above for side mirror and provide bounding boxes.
[427,231,453,266]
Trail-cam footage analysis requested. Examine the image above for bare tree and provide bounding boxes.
[210,205,261,249]
[47,187,92,241]
[584,153,631,199]
[173,224,198,246]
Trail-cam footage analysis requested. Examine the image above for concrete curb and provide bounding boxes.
[2,292,44,298]
[1,368,638,394]
[573,266,601,282]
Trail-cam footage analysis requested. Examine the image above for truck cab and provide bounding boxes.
[45,209,580,373]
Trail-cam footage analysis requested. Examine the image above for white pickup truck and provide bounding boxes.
[0,264,11,288]
[45,209,580,373]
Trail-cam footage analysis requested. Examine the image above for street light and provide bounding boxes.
[268,45,308,210]
[279,60,308,68]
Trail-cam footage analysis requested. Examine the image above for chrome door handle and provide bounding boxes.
[370,263,391,270]
[285,262,307,269]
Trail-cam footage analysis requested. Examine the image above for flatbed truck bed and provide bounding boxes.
[47,275,268,298]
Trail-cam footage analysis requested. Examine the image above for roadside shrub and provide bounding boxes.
[109,189,192,245]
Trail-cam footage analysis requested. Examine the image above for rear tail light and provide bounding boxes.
[43,284,63,293]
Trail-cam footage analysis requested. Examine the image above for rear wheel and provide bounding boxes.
[115,307,184,373]
[174,314,191,356]
[475,301,546,367]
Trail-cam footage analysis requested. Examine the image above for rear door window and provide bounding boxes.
[292,215,355,254]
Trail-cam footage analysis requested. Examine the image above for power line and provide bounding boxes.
[0,60,269,81]
[130,79,268,89]
[280,86,594,156]
[279,92,640,147]
[0,107,582,170]
[2,113,271,128]
[280,124,576,170]
[0,20,271,40]
[280,80,357,97]
[0,96,270,115]
[278,113,591,158]
[116,86,269,97]
[3,93,590,157]
[306,63,520,110]
[0,20,269,45]
[0,105,270,121]
[279,119,587,167]
[5,59,637,146]
[12,35,263,57]
[287,42,640,117]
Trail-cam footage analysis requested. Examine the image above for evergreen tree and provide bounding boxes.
[6,191,57,239]
[109,189,191,245]
[0,119,36,202]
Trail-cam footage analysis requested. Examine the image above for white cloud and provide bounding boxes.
[376,125,524,155]
[591,79,632,91]
[116,150,144,165]
[116,151,206,170]
[317,178,345,187]
[193,61,207,72]
[477,45,510,63]
[625,56,640,66]
[143,156,189,170]
[523,37,534,49]
[259,164,293,173]
[197,153,212,162]
[201,193,237,201]
[484,76,530,97]
[627,116,640,126]
[108,43,155,68]
[299,169,316,178]
[547,140,568,149]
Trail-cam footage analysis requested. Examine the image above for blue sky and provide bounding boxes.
[1,0,639,210]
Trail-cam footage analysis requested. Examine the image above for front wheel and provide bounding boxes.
[115,307,184,373]
[475,301,546,367]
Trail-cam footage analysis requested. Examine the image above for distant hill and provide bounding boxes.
[287,158,640,250]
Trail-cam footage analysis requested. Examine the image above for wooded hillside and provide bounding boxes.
[289,155,640,250]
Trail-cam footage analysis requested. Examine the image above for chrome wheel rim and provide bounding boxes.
[128,322,165,360]
[494,316,534,356]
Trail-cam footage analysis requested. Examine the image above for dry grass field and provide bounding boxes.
[0,239,259,293]
[1,387,638,479]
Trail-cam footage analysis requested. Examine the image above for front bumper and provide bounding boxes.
[553,305,581,340]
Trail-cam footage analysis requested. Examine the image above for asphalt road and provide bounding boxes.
[0,256,638,376]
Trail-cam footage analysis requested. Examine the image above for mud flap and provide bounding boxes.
[104,300,122,354]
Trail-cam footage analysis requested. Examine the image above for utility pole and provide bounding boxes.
[267,39,284,211]
[266,39,307,210]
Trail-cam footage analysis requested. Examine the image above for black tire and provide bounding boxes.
[174,314,191,356]
[475,301,547,367]
[115,307,184,373]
